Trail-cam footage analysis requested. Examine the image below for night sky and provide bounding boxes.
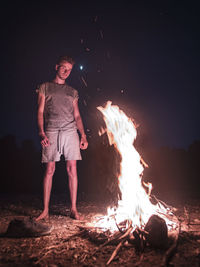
[1,1,200,149]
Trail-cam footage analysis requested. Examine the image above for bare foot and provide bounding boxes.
[70,210,84,220]
[35,211,49,221]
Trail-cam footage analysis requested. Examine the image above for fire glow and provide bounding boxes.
[94,101,177,232]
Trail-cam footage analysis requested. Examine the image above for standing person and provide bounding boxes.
[36,56,88,221]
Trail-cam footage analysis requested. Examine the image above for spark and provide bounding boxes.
[100,30,104,39]
[81,76,88,87]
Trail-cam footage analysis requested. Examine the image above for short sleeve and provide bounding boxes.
[36,83,46,96]
[73,89,79,100]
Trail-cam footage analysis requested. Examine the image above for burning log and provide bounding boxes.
[144,214,168,248]
[84,220,178,266]
[82,213,180,266]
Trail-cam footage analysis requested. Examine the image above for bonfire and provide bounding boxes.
[85,101,179,265]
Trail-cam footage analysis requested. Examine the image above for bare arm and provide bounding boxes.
[73,99,88,150]
[37,92,49,147]
[37,92,45,136]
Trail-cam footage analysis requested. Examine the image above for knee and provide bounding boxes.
[67,162,77,176]
[45,164,55,177]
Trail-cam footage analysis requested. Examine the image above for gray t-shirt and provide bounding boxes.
[36,82,79,132]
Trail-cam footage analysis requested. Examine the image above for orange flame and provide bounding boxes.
[94,101,176,232]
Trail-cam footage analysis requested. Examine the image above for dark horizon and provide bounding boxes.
[1,133,200,201]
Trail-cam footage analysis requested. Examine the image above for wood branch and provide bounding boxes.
[35,250,52,264]
[79,253,88,263]
[151,194,176,211]
[161,231,179,266]
[106,239,125,265]
[90,230,122,256]
[118,226,133,240]
[91,225,133,262]
[157,211,179,226]
[114,217,127,233]
[133,228,144,252]
[161,222,180,266]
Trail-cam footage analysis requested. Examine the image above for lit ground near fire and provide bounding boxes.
[0,194,200,267]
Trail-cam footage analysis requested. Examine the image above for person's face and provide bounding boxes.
[56,61,73,80]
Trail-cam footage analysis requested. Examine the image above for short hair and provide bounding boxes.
[56,55,75,66]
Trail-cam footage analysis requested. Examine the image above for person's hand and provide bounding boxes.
[80,135,88,150]
[40,133,50,148]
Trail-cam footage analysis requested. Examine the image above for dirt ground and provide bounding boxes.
[0,194,200,267]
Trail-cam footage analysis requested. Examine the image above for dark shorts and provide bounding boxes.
[42,130,82,163]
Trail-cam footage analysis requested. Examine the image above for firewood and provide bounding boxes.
[133,228,145,253]
[106,239,125,265]
[118,225,133,240]
[144,215,168,248]
[90,230,122,256]
[151,194,176,212]
[161,224,180,266]
[114,218,131,233]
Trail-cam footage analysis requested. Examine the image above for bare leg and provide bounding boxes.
[36,162,55,221]
[66,160,82,220]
